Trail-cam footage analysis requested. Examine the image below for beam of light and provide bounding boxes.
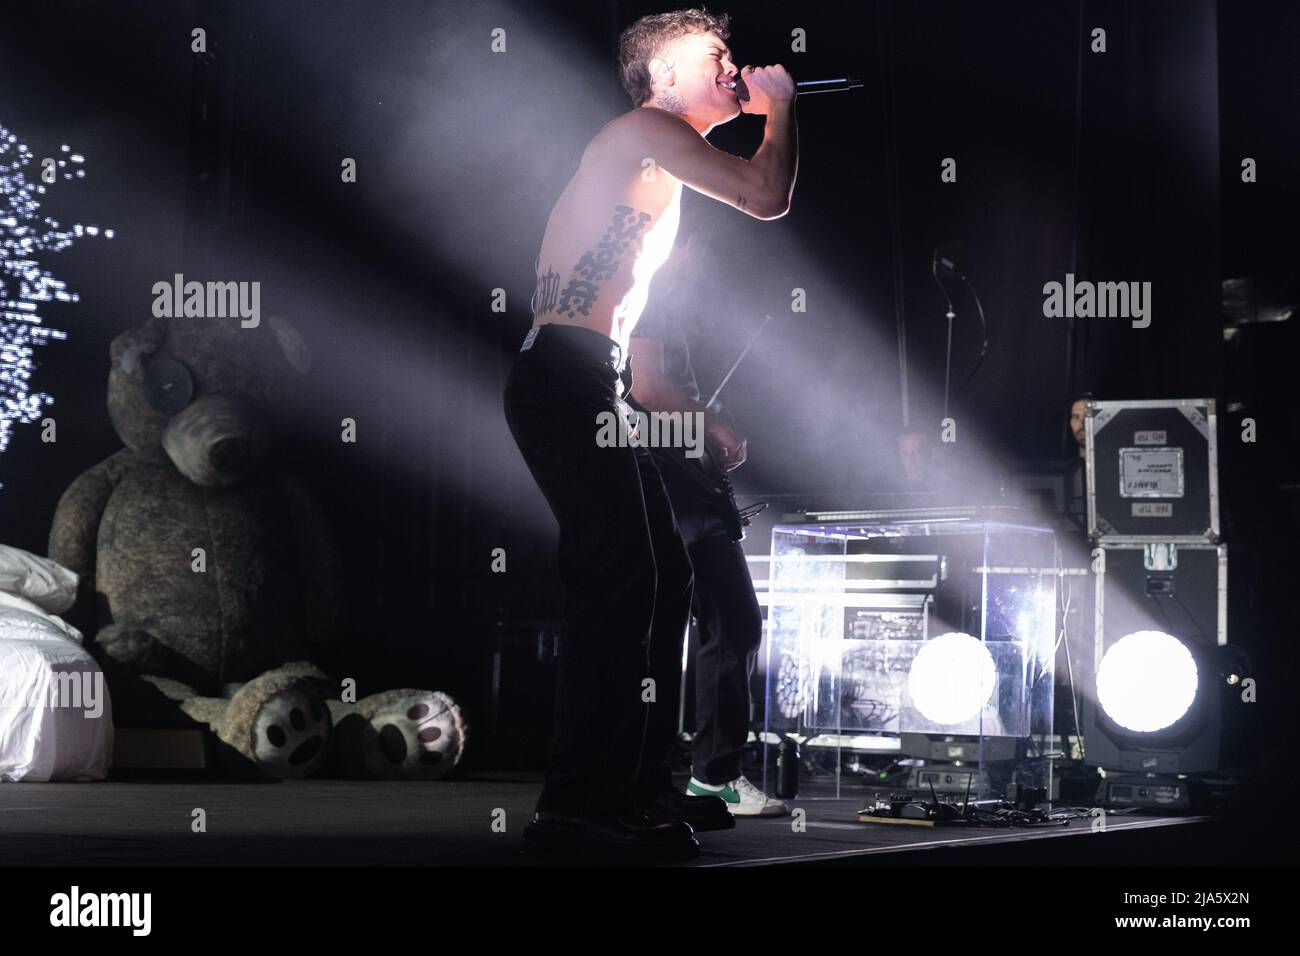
[188,250,549,535]
[163,0,608,535]
[223,1,1037,542]
[0,124,113,482]
[259,0,913,516]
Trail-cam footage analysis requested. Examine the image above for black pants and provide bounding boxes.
[503,324,694,817]
[653,451,764,785]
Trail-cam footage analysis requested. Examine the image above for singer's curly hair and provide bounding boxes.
[618,7,732,107]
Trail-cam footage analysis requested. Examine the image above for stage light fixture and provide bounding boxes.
[1096,629,1199,733]
[1083,543,1244,782]
[907,631,998,726]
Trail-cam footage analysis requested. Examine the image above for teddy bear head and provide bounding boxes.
[107,315,311,487]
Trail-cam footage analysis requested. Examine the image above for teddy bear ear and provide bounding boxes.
[268,314,312,375]
[110,315,168,372]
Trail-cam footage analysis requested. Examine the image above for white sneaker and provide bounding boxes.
[687,774,789,817]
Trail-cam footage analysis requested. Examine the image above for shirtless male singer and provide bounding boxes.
[502,7,797,861]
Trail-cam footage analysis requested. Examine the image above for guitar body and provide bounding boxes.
[650,442,747,543]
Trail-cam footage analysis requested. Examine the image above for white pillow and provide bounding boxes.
[0,544,80,615]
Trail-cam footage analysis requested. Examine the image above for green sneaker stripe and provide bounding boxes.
[688,781,740,803]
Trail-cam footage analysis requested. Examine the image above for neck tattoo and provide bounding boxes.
[656,91,688,114]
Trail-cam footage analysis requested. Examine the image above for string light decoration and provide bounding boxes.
[1,123,114,482]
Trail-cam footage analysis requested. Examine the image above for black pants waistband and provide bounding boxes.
[520,323,627,371]
[519,322,633,394]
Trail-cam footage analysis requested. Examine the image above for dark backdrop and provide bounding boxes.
[2,0,1295,766]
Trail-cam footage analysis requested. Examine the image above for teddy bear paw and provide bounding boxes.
[249,682,332,779]
[352,690,466,780]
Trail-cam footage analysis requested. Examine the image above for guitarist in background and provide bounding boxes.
[628,226,788,817]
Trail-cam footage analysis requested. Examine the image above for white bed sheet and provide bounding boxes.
[0,591,113,782]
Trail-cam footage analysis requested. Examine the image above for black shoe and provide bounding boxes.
[523,811,700,862]
[636,786,736,832]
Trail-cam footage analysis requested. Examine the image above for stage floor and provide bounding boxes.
[0,772,1265,867]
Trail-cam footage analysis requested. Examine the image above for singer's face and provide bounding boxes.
[656,31,741,122]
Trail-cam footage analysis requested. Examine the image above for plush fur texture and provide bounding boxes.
[329,690,468,781]
[48,315,465,779]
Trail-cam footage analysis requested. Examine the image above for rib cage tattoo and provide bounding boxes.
[535,205,651,321]
[531,268,559,318]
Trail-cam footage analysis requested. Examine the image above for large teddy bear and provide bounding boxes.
[49,313,465,780]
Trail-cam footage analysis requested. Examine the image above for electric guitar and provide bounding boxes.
[650,438,763,542]
[628,313,775,541]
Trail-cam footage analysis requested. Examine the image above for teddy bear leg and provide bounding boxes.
[274,660,337,696]
[331,690,467,780]
[213,670,333,780]
[131,673,227,725]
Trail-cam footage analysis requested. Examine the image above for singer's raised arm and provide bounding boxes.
[632,103,798,221]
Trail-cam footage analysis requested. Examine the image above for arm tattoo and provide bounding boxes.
[656,91,688,114]
[556,205,652,320]
[531,267,560,319]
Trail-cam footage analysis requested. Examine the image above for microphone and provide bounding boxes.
[932,239,966,313]
[730,74,862,102]
[795,75,863,94]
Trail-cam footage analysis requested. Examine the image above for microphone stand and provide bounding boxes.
[943,305,956,423]
[933,259,989,422]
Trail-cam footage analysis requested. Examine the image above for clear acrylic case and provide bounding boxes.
[762,512,1057,805]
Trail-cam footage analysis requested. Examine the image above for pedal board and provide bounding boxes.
[858,792,969,827]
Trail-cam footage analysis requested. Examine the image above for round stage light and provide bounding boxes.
[908,632,998,725]
[1097,630,1199,733]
